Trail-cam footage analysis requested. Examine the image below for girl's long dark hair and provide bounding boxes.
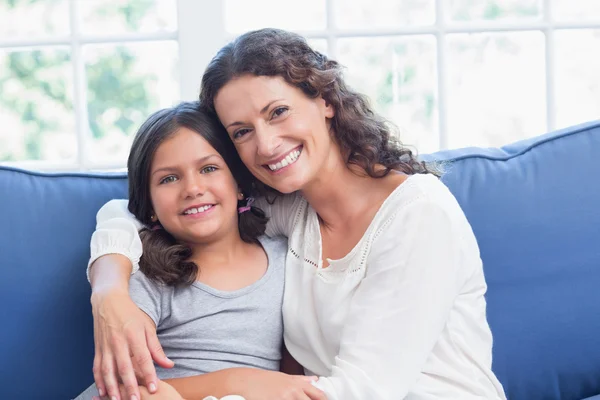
[127,101,268,286]
[200,28,439,185]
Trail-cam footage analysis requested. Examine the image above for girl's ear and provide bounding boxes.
[151,213,158,222]
[238,190,244,200]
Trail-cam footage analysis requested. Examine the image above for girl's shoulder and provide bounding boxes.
[257,234,288,256]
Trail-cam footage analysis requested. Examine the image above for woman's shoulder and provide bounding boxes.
[374,173,464,231]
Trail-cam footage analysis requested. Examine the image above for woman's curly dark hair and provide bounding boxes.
[200,28,439,180]
[127,101,268,287]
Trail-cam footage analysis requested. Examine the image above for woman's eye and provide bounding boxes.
[159,175,177,184]
[201,166,218,174]
[233,128,251,139]
[272,106,288,118]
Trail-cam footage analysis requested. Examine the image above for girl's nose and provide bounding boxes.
[182,175,205,199]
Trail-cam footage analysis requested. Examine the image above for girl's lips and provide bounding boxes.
[181,204,217,219]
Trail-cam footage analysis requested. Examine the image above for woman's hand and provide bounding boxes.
[94,380,184,400]
[234,370,326,400]
[91,287,174,400]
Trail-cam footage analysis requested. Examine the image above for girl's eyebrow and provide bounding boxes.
[151,154,222,177]
[225,99,284,129]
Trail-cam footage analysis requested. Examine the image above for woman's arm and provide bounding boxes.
[314,198,466,400]
[88,200,173,400]
[88,199,144,280]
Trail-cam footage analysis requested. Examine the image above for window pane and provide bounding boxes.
[0,48,75,162]
[555,30,600,129]
[308,39,328,56]
[337,36,439,154]
[0,0,69,39]
[224,0,326,34]
[552,0,600,21]
[79,0,177,35]
[335,0,435,29]
[84,41,179,165]
[446,32,546,148]
[447,0,542,22]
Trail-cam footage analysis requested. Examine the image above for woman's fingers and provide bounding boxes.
[92,352,106,398]
[93,316,107,397]
[100,349,122,400]
[146,328,174,369]
[113,336,141,400]
[127,328,161,393]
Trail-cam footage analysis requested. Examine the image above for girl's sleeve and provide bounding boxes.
[86,199,145,282]
[314,197,469,400]
[255,192,303,238]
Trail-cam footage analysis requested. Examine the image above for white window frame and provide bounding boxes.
[2,0,600,170]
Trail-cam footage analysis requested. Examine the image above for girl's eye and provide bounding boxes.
[201,165,218,174]
[233,128,251,140]
[159,175,177,184]
[272,106,288,119]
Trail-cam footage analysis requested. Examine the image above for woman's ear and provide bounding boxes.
[320,95,335,119]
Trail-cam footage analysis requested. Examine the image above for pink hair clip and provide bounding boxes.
[238,197,255,214]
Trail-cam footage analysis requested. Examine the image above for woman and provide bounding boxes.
[88,28,506,400]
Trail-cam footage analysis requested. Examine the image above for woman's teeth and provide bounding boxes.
[268,149,301,171]
[184,205,213,215]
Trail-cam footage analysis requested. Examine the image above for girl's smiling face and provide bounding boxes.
[149,127,241,245]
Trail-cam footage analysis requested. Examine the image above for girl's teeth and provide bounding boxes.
[185,205,212,214]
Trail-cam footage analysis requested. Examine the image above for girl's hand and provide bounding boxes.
[91,288,174,400]
[236,370,326,400]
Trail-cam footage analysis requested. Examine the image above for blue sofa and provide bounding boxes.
[1,121,599,399]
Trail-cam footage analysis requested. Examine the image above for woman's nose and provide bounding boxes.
[255,125,282,158]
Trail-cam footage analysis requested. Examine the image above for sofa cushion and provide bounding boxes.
[427,120,600,400]
[0,167,128,399]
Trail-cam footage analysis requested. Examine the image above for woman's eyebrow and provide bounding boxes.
[225,99,284,129]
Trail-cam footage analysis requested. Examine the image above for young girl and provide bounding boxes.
[77,102,324,400]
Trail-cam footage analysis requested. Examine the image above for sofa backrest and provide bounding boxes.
[0,168,128,399]
[1,121,599,399]
[430,120,600,400]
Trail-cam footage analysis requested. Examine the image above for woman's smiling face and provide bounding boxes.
[214,75,336,194]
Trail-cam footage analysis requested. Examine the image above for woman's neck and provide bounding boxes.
[301,153,387,230]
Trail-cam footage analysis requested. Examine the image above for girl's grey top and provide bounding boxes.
[129,235,287,379]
